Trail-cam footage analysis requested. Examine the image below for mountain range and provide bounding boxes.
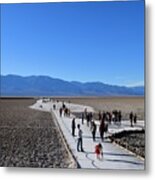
[0,75,144,96]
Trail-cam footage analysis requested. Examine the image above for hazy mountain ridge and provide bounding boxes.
[0,75,144,96]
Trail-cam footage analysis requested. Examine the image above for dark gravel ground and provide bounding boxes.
[0,99,75,168]
[110,130,145,158]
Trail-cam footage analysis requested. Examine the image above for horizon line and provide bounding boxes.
[1,73,145,88]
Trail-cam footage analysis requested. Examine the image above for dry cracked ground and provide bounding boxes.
[0,98,75,168]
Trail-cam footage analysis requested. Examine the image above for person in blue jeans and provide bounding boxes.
[77,124,84,152]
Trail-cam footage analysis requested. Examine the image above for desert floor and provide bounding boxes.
[0,98,75,168]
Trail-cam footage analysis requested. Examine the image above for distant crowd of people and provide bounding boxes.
[72,109,110,143]
[52,101,71,117]
[98,110,122,125]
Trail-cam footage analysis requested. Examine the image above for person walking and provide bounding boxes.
[86,113,90,127]
[134,113,137,124]
[71,118,76,136]
[77,124,84,152]
[99,119,105,142]
[53,104,56,110]
[59,107,63,117]
[91,121,97,141]
[129,111,134,127]
[95,143,103,160]
[118,110,122,125]
[81,112,84,124]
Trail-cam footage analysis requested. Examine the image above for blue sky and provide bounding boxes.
[1,1,144,86]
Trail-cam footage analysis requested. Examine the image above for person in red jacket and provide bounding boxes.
[95,143,103,160]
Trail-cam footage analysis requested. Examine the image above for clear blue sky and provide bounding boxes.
[1,1,144,86]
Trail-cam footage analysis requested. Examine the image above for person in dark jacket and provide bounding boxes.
[91,121,97,141]
[99,119,105,142]
[81,112,84,124]
[118,110,122,125]
[129,111,134,127]
[59,107,63,117]
[71,118,76,136]
[134,114,137,124]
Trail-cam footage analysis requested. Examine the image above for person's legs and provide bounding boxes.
[102,132,104,142]
[72,128,75,136]
[96,152,100,159]
[100,131,102,141]
[80,138,84,151]
[94,132,96,141]
[87,120,89,127]
[100,151,103,160]
[100,131,102,140]
[92,132,95,141]
[77,138,80,151]
[131,119,133,127]
[100,131,104,142]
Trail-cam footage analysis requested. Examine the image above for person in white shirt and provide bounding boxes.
[77,124,84,152]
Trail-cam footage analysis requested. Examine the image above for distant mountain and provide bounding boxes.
[0,75,144,96]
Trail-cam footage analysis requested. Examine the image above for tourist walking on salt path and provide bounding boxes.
[91,121,97,141]
[53,104,56,110]
[108,112,112,124]
[81,112,84,124]
[62,102,66,110]
[64,108,68,117]
[112,113,115,123]
[102,111,106,121]
[59,107,63,117]
[99,119,105,142]
[71,118,76,136]
[129,111,134,127]
[86,113,90,127]
[77,124,84,152]
[134,114,137,124]
[118,110,122,125]
[95,143,103,160]
[84,108,87,116]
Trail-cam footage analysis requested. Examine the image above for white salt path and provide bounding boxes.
[30,99,145,170]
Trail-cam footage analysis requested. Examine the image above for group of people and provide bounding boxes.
[129,111,137,127]
[52,100,138,160]
[71,109,139,157]
[98,110,138,127]
[59,102,71,117]
[98,110,122,125]
[72,118,103,159]
[81,110,108,142]
[71,109,107,156]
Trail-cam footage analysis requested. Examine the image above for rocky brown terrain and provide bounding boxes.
[110,130,145,158]
[0,98,75,168]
